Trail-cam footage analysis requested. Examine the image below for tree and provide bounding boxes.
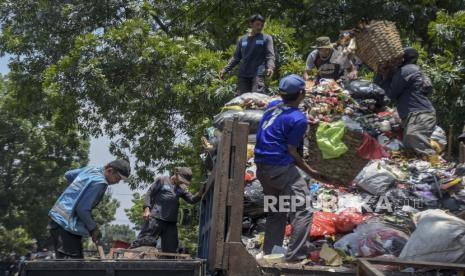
[2,0,465,258]
[0,227,34,256]
[92,193,120,227]
[124,193,145,231]
[426,10,465,133]
[0,77,88,247]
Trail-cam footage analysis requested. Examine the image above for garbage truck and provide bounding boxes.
[21,119,354,276]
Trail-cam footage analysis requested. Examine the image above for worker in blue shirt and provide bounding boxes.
[255,74,322,262]
[48,159,131,258]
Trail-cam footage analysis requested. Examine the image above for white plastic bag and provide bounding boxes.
[354,160,396,195]
[399,209,465,263]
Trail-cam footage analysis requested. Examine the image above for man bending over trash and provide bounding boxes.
[254,74,323,262]
[130,167,205,253]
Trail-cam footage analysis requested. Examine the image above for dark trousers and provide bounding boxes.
[402,111,436,156]
[256,164,312,262]
[48,220,83,259]
[237,76,266,95]
[130,218,179,253]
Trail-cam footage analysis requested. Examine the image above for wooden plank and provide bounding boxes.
[357,259,385,276]
[448,124,454,161]
[223,121,249,271]
[364,258,465,270]
[257,260,355,275]
[204,168,216,196]
[460,142,465,163]
[226,122,249,243]
[226,242,261,276]
[208,119,233,271]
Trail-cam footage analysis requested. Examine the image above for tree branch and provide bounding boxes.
[151,14,170,35]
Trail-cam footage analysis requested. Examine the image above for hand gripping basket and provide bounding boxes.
[304,123,369,185]
[355,21,404,73]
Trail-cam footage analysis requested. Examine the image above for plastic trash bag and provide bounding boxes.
[213,109,264,133]
[400,209,465,263]
[357,132,389,160]
[225,92,272,109]
[334,233,361,257]
[310,211,337,237]
[335,209,368,233]
[346,80,386,107]
[342,116,363,133]
[354,160,396,195]
[356,221,409,257]
[285,224,292,237]
[337,193,365,213]
[316,121,348,159]
[243,180,264,219]
[431,126,447,146]
[431,126,447,153]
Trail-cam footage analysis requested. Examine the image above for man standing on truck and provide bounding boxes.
[254,74,323,262]
[304,36,357,82]
[48,159,131,258]
[375,47,436,157]
[130,167,205,253]
[219,14,275,94]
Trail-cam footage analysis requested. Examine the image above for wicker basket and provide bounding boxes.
[355,21,404,73]
[305,124,368,185]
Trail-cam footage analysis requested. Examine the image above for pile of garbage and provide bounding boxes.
[202,80,465,268]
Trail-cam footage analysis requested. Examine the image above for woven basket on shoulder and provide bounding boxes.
[305,124,368,185]
[355,21,404,73]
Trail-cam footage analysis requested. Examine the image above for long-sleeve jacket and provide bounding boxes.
[143,176,201,222]
[49,166,107,236]
[223,33,275,78]
[374,63,434,120]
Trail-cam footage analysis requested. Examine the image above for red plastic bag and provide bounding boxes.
[310,212,337,237]
[335,210,365,233]
[285,224,292,237]
[357,132,389,160]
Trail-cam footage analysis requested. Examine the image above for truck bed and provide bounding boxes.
[22,259,206,276]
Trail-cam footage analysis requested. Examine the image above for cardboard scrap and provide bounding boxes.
[319,244,343,266]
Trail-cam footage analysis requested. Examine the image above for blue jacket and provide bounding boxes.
[375,63,434,120]
[49,166,108,236]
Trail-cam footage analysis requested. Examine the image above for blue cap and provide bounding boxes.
[279,74,305,95]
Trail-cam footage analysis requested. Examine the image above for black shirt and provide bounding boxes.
[224,33,275,78]
[143,176,200,222]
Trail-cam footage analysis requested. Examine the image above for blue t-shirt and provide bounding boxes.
[254,100,308,165]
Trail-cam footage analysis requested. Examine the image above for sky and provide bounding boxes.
[0,54,144,229]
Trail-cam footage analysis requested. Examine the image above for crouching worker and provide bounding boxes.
[130,167,205,253]
[48,159,131,258]
[254,74,323,262]
[375,47,436,157]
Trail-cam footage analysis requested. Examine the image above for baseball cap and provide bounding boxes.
[279,74,306,95]
[108,159,131,180]
[176,167,193,184]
